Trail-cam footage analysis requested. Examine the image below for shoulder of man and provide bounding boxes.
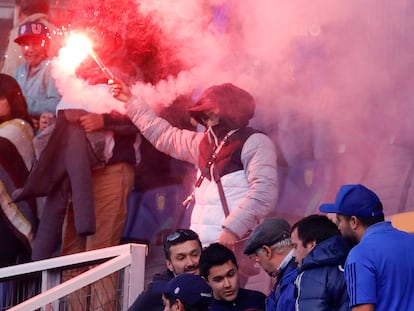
[128,270,173,311]
[151,269,174,283]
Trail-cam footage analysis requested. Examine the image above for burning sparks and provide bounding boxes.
[58,32,115,80]
[58,33,92,74]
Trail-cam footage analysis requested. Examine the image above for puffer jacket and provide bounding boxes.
[295,235,350,311]
[267,258,298,311]
[126,96,278,246]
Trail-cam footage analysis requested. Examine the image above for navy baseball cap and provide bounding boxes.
[153,273,212,309]
[319,184,383,217]
[14,21,50,44]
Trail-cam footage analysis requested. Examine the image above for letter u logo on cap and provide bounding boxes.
[31,24,43,34]
[20,25,27,35]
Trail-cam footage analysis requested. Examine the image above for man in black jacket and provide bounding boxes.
[128,229,203,311]
[199,243,266,311]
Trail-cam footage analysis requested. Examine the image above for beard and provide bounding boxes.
[343,234,359,248]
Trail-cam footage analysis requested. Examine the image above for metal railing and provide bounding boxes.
[0,243,147,311]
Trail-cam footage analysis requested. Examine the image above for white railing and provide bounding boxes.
[0,243,147,311]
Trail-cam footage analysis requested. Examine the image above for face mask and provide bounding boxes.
[201,110,220,127]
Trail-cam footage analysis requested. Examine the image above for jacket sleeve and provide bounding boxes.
[102,111,140,136]
[125,96,202,165]
[222,133,278,238]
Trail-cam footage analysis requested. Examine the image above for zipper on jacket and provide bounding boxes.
[294,271,304,311]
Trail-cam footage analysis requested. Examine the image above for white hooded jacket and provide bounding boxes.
[125,85,278,246]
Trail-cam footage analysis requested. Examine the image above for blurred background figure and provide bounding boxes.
[13,20,61,131]
[0,73,38,308]
[0,73,36,267]
[1,0,59,76]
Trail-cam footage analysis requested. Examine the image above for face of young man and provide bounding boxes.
[206,260,239,302]
[336,214,359,246]
[19,37,48,68]
[166,240,201,276]
[291,228,314,268]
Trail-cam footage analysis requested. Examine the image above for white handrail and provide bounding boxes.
[0,243,147,310]
[0,244,143,278]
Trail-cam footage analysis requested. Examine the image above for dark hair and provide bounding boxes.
[291,215,340,247]
[18,0,49,15]
[0,74,33,126]
[163,229,202,260]
[164,294,209,311]
[199,243,238,278]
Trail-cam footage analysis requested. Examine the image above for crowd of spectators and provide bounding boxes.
[0,1,414,311]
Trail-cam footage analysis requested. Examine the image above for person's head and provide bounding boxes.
[199,243,239,302]
[319,184,384,245]
[18,0,49,17]
[157,273,212,311]
[15,21,50,67]
[189,83,255,130]
[164,229,203,276]
[244,218,293,277]
[290,215,340,268]
[0,74,32,125]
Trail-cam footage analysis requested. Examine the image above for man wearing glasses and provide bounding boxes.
[128,229,203,311]
[244,218,298,311]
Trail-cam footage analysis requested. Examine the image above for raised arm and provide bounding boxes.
[109,79,202,165]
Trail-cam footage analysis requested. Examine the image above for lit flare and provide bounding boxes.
[59,33,115,80]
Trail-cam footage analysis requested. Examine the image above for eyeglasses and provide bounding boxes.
[166,229,198,243]
[163,229,201,259]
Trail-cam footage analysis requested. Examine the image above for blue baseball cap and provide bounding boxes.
[319,184,383,217]
[153,273,212,309]
[14,21,50,44]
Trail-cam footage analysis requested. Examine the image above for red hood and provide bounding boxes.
[189,83,255,129]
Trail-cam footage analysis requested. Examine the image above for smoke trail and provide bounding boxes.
[51,0,414,215]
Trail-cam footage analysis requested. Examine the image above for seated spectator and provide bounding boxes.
[244,218,298,311]
[14,20,61,131]
[154,273,212,311]
[0,73,36,267]
[290,215,350,311]
[128,229,203,311]
[199,243,266,310]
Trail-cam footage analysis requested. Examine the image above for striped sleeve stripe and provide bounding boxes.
[347,262,357,306]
